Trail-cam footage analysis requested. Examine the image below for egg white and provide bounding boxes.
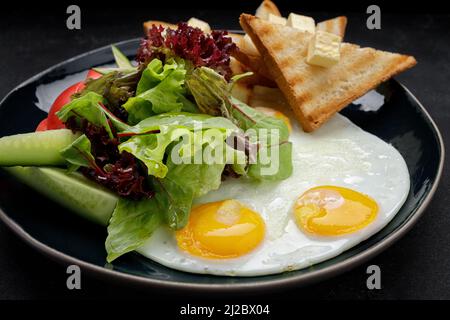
[136,114,410,276]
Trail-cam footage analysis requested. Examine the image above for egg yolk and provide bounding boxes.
[294,186,378,236]
[176,200,265,259]
[254,107,292,133]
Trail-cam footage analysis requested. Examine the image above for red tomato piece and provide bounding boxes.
[35,118,48,132]
[86,69,102,80]
[46,69,103,130]
[46,82,85,129]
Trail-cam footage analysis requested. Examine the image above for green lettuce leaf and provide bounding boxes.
[118,127,190,178]
[56,91,131,135]
[154,151,227,229]
[56,92,113,138]
[228,96,289,143]
[228,96,292,180]
[123,58,197,124]
[59,134,97,172]
[105,197,163,262]
[136,58,177,95]
[98,103,132,132]
[247,141,293,180]
[185,66,225,116]
[75,70,141,114]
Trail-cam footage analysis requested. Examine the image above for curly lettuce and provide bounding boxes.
[123,58,197,124]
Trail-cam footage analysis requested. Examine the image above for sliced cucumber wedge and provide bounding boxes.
[5,166,118,226]
[0,129,79,166]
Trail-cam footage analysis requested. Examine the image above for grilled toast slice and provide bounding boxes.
[232,49,273,80]
[317,16,348,38]
[230,57,276,87]
[255,0,282,19]
[240,14,417,132]
[235,14,348,80]
[232,0,281,79]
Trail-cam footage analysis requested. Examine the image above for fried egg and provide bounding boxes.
[175,199,266,259]
[137,114,410,276]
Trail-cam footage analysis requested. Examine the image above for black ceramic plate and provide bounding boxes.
[0,39,444,292]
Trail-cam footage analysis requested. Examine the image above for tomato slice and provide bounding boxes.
[46,69,103,130]
[46,81,85,130]
[35,118,48,132]
[86,69,102,80]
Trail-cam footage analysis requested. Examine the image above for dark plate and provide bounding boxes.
[0,39,444,292]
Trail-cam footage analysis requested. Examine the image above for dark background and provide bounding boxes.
[0,0,449,301]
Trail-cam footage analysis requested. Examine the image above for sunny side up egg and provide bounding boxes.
[137,114,410,276]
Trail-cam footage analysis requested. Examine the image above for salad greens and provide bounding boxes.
[58,45,294,261]
[76,70,141,115]
[106,197,163,262]
[154,152,227,230]
[1,33,295,262]
[106,143,243,261]
[56,92,114,138]
[60,134,97,172]
[186,67,293,180]
[136,58,180,95]
[118,113,240,179]
[105,147,229,262]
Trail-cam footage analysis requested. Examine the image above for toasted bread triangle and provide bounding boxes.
[240,14,417,132]
[255,0,282,19]
[317,16,348,39]
[234,16,348,80]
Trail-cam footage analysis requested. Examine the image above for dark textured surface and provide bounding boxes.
[0,3,449,300]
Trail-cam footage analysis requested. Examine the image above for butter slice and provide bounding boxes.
[306,31,341,68]
[287,13,315,33]
[267,13,287,25]
[187,18,211,33]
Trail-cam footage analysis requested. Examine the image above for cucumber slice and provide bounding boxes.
[0,129,79,166]
[5,166,118,226]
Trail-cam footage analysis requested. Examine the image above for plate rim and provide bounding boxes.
[0,38,445,293]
